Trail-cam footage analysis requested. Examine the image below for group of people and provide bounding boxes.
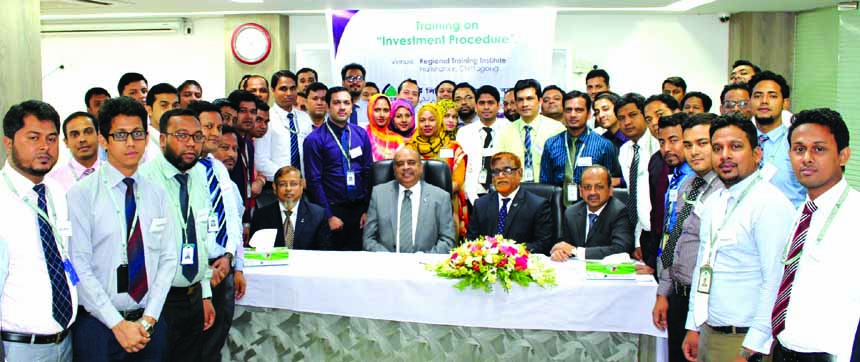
[0,57,857,362]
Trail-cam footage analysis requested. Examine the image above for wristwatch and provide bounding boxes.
[139,318,154,336]
[224,252,234,265]
[739,349,763,362]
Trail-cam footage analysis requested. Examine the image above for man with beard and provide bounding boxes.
[748,71,805,207]
[139,108,215,362]
[454,82,478,126]
[457,85,510,203]
[540,85,564,122]
[503,89,519,122]
[341,63,370,128]
[719,83,752,119]
[594,92,627,152]
[48,112,102,192]
[227,90,265,223]
[435,80,455,101]
[305,82,329,129]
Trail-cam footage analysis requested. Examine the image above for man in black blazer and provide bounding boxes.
[467,152,552,254]
[250,166,331,250]
[551,165,634,261]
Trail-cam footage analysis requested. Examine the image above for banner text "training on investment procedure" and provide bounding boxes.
[376,21,512,47]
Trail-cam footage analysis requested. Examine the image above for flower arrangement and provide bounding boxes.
[426,235,556,292]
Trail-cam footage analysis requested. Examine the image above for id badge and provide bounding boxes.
[63,259,79,286]
[577,156,593,167]
[697,265,713,294]
[116,264,129,293]
[669,189,679,201]
[479,169,488,183]
[566,183,578,202]
[207,212,219,233]
[524,169,534,182]
[482,148,495,157]
[58,220,73,238]
[440,149,454,159]
[346,171,356,186]
[181,244,195,265]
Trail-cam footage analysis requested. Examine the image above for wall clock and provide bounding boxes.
[231,23,271,65]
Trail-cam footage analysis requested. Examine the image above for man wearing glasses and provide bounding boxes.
[719,83,753,119]
[466,152,553,254]
[341,63,370,128]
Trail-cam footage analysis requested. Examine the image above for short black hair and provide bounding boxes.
[97,96,147,139]
[62,111,97,138]
[364,82,379,93]
[3,100,61,140]
[177,79,201,94]
[732,60,762,74]
[159,108,199,134]
[296,68,318,81]
[710,113,759,149]
[227,89,258,109]
[657,111,688,130]
[645,93,680,111]
[720,83,751,103]
[117,72,147,95]
[326,86,351,105]
[542,85,564,98]
[788,108,850,152]
[682,112,717,131]
[593,91,621,108]
[146,83,178,107]
[435,80,456,95]
[562,90,592,112]
[255,99,270,112]
[513,79,542,99]
[84,87,111,108]
[306,82,329,94]
[613,93,646,114]
[475,85,501,103]
[297,91,307,98]
[212,98,236,112]
[239,74,268,90]
[681,91,713,112]
[662,76,687,92]
[453,82,477,98]
[270,70,297,89]
[586,69,610,86]
[186,100,221,117]
[340,63,366,80]
[748,70,791,99]
[397,79,419,93]
[221,124,239,140]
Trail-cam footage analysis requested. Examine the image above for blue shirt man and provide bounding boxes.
[757,124,806,207]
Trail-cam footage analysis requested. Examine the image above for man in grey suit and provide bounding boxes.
[550,165,634,261]
[363,148,455,253]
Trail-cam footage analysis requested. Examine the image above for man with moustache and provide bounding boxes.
[139,108,216,362]
[503,89,519,122]
[296,68,318,93]
[251,166,331,250]
[720,83,752,119]
[457,85,510,204]
[749,71,805,207]
[540,85,564,122]
[681,114,794,362]
[142,83,179,163]
[340,63,370,127]
[227,90,265,223]
[454,82,478,126]
[212,126,239,173]
[240,75,270,103]
[303,86,373,251]
[540,90,621,206]
[305,82,329,129]
[48,112,102,192]
[652,113,723,362]
[363,147,454,253]
[435,80,455,101]
[681,92,713,115]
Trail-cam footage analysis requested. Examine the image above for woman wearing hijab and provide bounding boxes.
[365,94,403,161]
[406,103,469,242]
[437,99,459,141]
[388,99,417,143]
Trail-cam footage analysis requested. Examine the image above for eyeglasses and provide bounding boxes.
[490,167,520,177]
[344,76,364,82]
[166,132,206,144]
[108,130,147,141]
[454,95,475,103]
[723,100,749,108]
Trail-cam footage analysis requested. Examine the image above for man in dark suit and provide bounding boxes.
[467,152,552,254]
[550,165,634,261]
[250,166,331,250]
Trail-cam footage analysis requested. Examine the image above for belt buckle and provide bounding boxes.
[52,331,63,344]
[187,285,195,295]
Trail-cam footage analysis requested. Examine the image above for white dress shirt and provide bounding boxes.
[67,163,179,328]
[204,155,243,261]
[0,162,78,334]
[618,132,659,247]
[231,181,245,271]
[777,179,860,360]
[395,183,421,250]
[354,99,370,129]
[576,202,609,260]
[686,171,795,353]
[498,187,520,214]
[255,104,314,180]
[142,124,162,164]
[278,200,301,231]
[46,158,102,194]
[457,120,510,203]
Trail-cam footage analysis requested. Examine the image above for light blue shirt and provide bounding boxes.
[757,124,806,208]
[68,163,179,328]
[686,171,795,353]
[663,162,694,237]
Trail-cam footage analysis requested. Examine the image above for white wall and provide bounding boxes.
[41,17,226,119]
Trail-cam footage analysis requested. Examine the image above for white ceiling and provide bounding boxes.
[40,0,840,17]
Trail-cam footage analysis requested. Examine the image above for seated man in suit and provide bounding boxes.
[364,147,455,253]
[250,166,331,250]
[550,165,635,261]
[467,152,553,254]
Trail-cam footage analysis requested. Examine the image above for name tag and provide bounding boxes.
[577,156,592,167]
[697,265,713,294]
[197,211,209,225]
[208,212,219,233]
[349,147,362,159]
[523,169,534,182]
[440,149,454,159]
[479,169,488,184]
[566,183,578,202]
[346,171,356,186]
[181,244,195,265]
[57,220,73,238]
[669,189,679,201]
[149,217,167,233]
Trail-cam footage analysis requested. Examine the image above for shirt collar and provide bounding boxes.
[102,161,140,188]
[567,127,592,143]
[3,160,38,192]
[499,186,520,205]
[757,123,787,141]
[675,162,694,177]
[279,200,301,215]
[399,181,421,196]
[807,177,847,210]
[154,152,185,180]
[727,169,762,199]
[588,201,608,216]
[68,157,100,177]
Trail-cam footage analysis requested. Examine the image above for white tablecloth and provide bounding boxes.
[239,250,666,338]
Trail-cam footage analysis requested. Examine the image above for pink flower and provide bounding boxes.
[450,253,458,260]
[500,245,517,256]
[515,256,528,271]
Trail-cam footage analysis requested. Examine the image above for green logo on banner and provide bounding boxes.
[383,84,397,97]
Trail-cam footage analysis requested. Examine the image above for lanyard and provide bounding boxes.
[239,137,252,197]
[99,167,140,264]
[705,174,762,265]
[782,187,848,265]
[563,132,585,180]
[1,169,68,258]
[326,122,353,170]
[156,162,192,234]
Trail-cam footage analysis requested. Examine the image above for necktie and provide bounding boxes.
[175,173,198,282]
[587,213,598,238]
[661,176,706,268]
[288,113,301,171]
[81,168,95,177]
[626,143,640,227]
[283,209,294,248]
[33,184,73,327]
[482,127,493,186]
[341,128,358,199]
[123,178,148,303]
[399,189,413,250]
[758,134,769,170]
[199,158,227,248]
[497,198,511,234]
[772,200,817,337]
[349,104,359,125]
[523,125,533,174]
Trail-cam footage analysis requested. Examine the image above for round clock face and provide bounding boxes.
[231,23,271,65]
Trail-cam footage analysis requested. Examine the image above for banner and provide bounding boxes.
[328,9,557,103]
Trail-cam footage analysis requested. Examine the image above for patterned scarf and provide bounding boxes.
[365,94,403,161]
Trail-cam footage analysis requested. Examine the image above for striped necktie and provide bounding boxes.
[288,113,301,171]
[772,200,817,337]
[626,143,640,226]
[123,178,148,303]
[33,184,73,327]
[523,125,533,174]
[661,176,706,268]
[199,158,227,248]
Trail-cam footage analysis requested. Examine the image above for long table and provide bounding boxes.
[224,250,666,361]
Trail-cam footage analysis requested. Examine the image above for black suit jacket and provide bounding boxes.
[466,188,552,255]
[645,150,669,269]
[562,197,634,260]
[250,197,331,250]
